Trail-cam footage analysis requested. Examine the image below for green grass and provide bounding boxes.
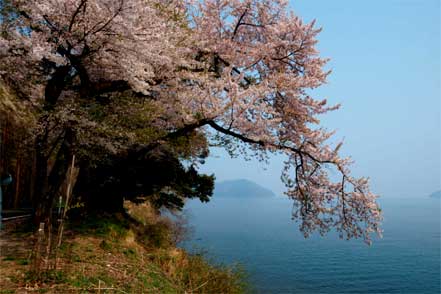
[16,258,30,265]
[68,271,115,289]
[99,239,112,251]
[122,247,137,258]
[25,269,68,284]
[2,256,30,265]
[69,214,129,238]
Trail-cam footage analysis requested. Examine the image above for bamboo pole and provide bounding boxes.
[54,155,76,269]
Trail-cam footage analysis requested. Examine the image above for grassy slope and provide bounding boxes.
[0,213,248,293]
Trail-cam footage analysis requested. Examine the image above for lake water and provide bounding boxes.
[182,197,440,293]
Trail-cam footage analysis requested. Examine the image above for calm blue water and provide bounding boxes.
[182,197,440,294]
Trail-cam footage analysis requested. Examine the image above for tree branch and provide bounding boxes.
[69,0,88,32]
[232,8,248,39]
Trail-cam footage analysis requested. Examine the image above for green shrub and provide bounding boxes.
[177,253,250,293]
[137,220,174,248]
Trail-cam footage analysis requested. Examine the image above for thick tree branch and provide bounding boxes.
[44,65,71,110]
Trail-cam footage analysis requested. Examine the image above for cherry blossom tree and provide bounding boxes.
[0,0,382,243]
[184,0,383,243]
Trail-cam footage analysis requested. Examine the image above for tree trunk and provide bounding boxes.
[13,158,20,208]
[33,64,71,224]
[34,126,75,225]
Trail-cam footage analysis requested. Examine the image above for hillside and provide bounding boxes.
[0,203,248,293]
[214,179,276,198]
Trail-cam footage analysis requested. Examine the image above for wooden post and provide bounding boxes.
[32,222,45,277]
[54,155,76,269]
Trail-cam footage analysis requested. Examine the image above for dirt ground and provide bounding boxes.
[0,220,35,293]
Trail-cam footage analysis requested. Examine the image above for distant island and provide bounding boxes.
[429,190,441,199]
[214,179,276,198]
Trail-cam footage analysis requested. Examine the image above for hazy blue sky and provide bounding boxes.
[199,0,441,198]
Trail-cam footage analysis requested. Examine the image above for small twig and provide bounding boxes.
[190,279,210,292]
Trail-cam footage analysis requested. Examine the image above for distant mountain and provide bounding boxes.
[429,190,441,199]
[214,179,276,198]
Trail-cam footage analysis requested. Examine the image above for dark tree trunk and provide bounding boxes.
[33,64,72,225]
[34,127,75,224]
[33,132,50,224]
